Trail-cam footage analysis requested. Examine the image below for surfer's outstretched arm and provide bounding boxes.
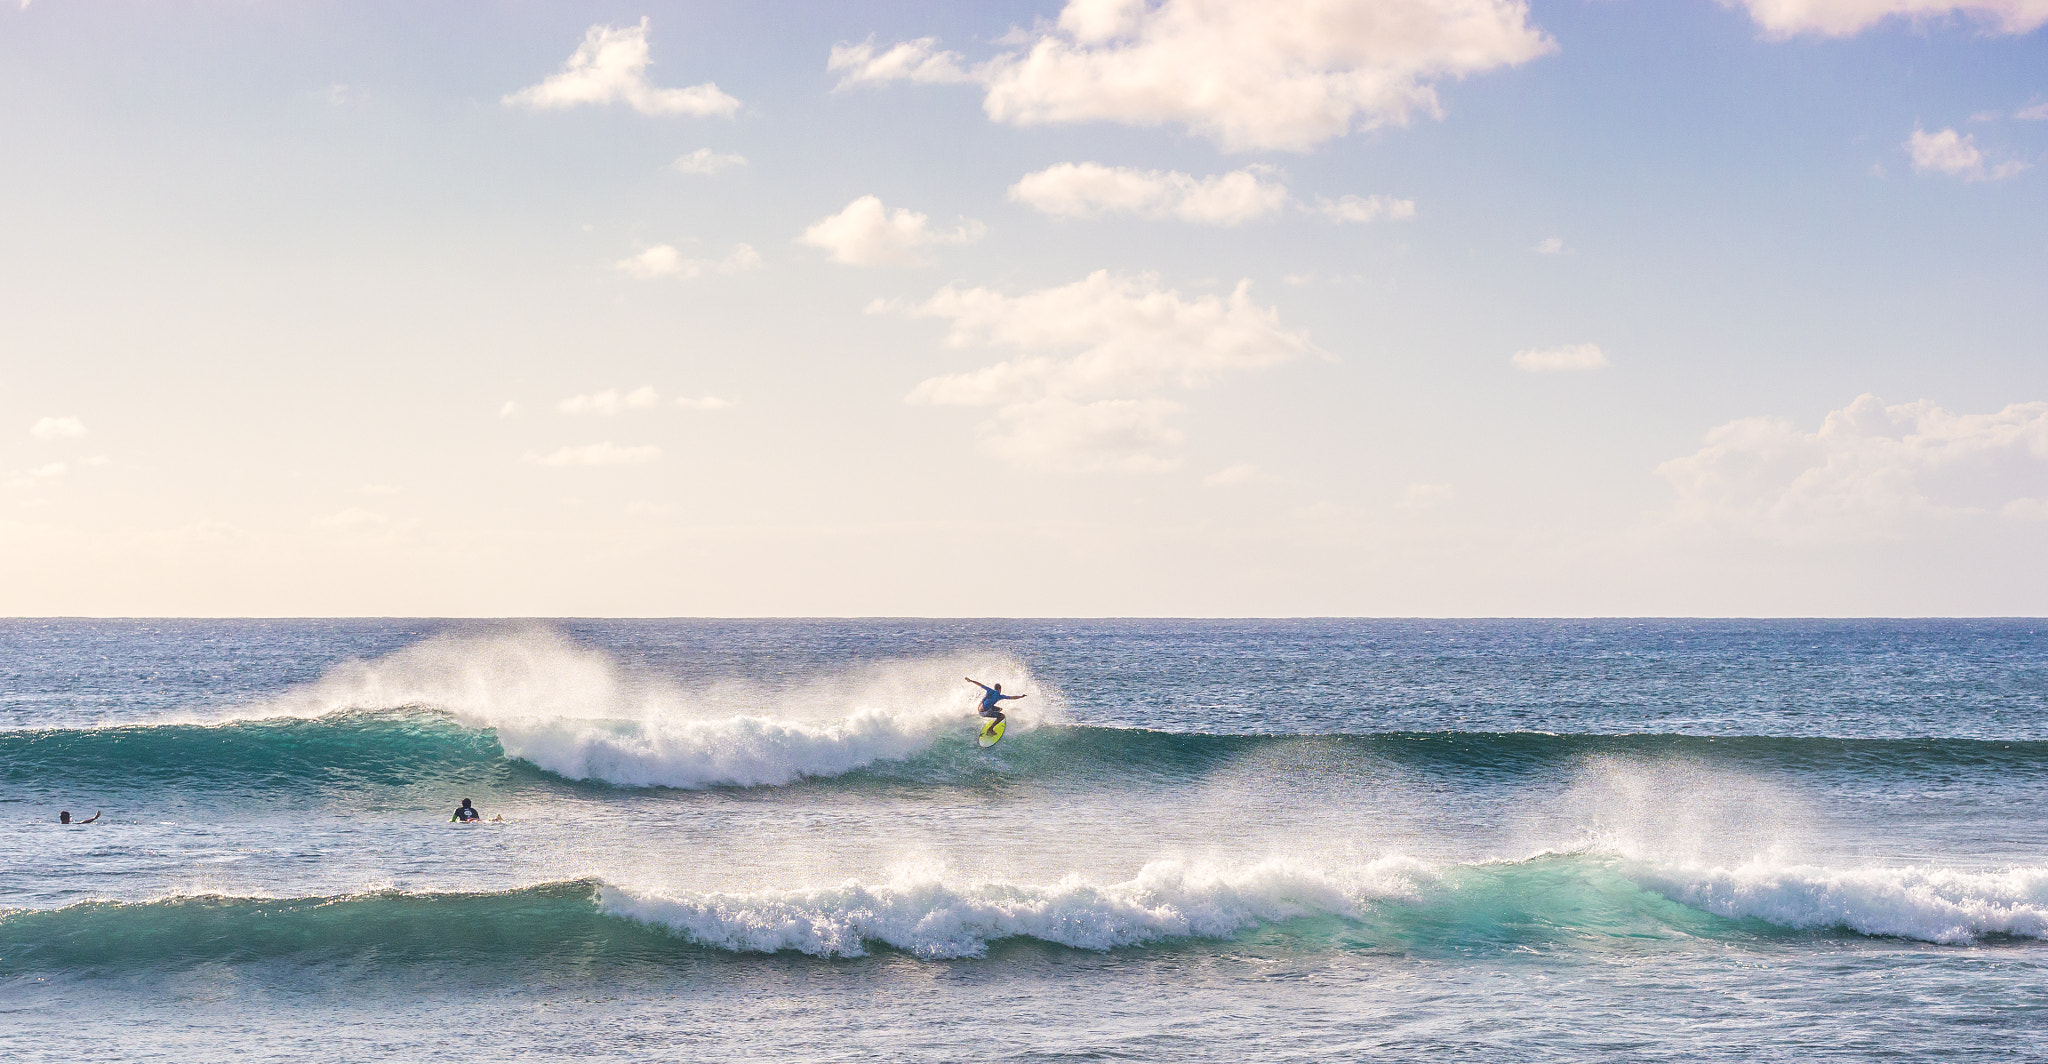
[965,677,992,691]
[1001,693,1027,701]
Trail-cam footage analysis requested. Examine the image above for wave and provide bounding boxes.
[9,854,2048,973]
[2,632,1055,791]
[12,709,2048,797]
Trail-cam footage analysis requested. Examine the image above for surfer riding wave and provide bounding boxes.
[966,678,1026,725]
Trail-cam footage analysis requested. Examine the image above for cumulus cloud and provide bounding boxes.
[1512,343,1607,372]
[1009,163,1412,226]
[1534,236,1565,254]
[828,36,976,89]
[800,196,985,266]
[504,18,739,117]
[529,442,662,468]
[2019,102,2048,121]
[560,386,662,416]
[616,243,763,279]
[1009,163,1291,224]
[1314,194,1418,224]
[30,416,86,440]
[672,148,747,175]
[893,270,1311,471]
[1724,0,2048,37]
[499,400,522,418]
[837,0,1554,151]
[1658,394,2048,541]
[1906,126,2029,181]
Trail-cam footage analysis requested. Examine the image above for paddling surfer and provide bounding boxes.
[58,810,99,824]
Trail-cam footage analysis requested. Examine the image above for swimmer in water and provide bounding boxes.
[965,677,1027,725]
[59,811,100,824]
[451,798,481,823]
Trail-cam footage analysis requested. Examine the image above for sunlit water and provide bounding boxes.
[4,619,2047,1061]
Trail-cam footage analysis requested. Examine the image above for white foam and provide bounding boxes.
[1629,859,2048,944]
[600,857,1429,958]
[185,629,1053,788]
[602,851,2048,958]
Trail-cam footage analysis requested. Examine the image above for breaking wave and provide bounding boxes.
[10,854,2048,974]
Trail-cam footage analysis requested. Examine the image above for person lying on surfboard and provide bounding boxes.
[966,678,1026,725]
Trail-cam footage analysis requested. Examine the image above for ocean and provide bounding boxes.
[4,618,2047,1061]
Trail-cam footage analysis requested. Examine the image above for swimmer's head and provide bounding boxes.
[460,798,473,808]
[992,683,1002,692]
[59,811,71,824]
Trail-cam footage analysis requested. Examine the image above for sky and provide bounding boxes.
[0,0,2044,617]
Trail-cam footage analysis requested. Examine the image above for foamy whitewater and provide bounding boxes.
[5,619,2048,1062]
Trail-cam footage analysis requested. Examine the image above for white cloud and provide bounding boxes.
[1203,461,1261,487]
[30,416,87,440]
[1725,0,2048,37]
[828,36,976,89]
[1534,236,1565,254]
[560,386,662,416]
[675,396,736,411]
[616,243,763,279]
[530,442,662,468]
[1657,394,2048,541]
[1906,126,2029,181]
[895,270,1310,471]
[1511,343,1607,372]
[1009,163,1290,225]
[1314,194,1417,224]
[672,148,747,175]
[504,18,740,117]
[1399,483,1457,509]
[499,400,522,418]
[799,196,985,266]
[847,0,1553,151]
[2019,102,2048,121]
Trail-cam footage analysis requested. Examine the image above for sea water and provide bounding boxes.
[3,619,2046,1061]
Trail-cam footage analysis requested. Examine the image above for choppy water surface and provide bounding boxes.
[4,619,2047,1062]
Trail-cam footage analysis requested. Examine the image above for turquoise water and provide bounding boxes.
[4,619,2047,1060]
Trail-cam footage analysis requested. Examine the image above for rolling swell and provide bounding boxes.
[10,854,2048,975]
[10,712,2048,795]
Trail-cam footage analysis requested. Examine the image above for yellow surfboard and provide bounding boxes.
[978,718,1006,748]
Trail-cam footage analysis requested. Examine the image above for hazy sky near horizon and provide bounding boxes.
[2,0,2045,616]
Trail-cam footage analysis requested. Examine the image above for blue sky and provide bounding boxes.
[1,0,2044,615]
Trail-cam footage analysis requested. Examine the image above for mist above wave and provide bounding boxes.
[180,630,1051,789]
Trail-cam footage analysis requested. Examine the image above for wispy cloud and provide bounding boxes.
[560,386,662,416]
[894,270,1311,472]
[1009,163,1291,225]
[827,36,976,89]
[1512,343,1608,372]
[529,442,662,468]
[1727,0,2048,38]
[616,243,763,279]
[505,18,739,117]
[672,148,747,175]
[30,416,87,440]
[1659,393,2048,541]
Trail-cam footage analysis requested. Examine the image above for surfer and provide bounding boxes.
[965,677,1026,725]
[451,798,481,823]
[58,810,99,825]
